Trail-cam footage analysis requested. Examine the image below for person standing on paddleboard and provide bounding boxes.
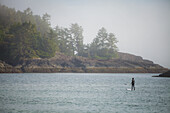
[131,78,135,90]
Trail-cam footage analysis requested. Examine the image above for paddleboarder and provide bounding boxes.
[131,78,135,90]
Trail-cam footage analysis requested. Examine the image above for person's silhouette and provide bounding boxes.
[131,78,135,90]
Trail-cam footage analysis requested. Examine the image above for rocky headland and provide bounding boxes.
[0,52,168,73]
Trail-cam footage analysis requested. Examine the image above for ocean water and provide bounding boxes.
[0,73,169,113]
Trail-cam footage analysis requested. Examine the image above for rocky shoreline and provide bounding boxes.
[0,52,168,73]
[0,67,167,73]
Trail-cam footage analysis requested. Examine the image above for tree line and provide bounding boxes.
[0,5,118,65]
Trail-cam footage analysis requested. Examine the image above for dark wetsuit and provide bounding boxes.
[131,79,135,90]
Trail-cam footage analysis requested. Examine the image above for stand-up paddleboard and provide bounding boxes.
[126,88,131,91]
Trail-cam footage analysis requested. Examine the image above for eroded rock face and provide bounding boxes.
[118,52,143,62]
[0,60,22,73]
[0,52,168,73]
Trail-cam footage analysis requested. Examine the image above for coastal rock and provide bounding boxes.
[159,70,170,77]
[0,52,168,73]
[0,60,22,73]
[118,52,143,62]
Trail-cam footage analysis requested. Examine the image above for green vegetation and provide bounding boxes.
[55,23,84,56]
[88,27,118,59]
[55,25,118,59]
[0,5,58,65]
[0,4,118,65]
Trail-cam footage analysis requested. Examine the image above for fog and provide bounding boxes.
[1,0,170,68]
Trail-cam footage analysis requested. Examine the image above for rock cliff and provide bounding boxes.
[0,52,168,73]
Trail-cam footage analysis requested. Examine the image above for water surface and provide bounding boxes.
[0,73,169,113]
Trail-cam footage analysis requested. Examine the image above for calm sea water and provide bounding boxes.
[0,73,169,113]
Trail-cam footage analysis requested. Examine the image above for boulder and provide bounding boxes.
[159,70,170,77]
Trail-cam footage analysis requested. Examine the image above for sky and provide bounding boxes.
[0,0,170,68]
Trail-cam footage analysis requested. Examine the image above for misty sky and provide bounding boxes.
[0,0,170,68]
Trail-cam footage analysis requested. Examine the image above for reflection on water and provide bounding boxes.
[0,73,170,113]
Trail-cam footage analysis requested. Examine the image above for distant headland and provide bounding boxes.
[0,5,168,73]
